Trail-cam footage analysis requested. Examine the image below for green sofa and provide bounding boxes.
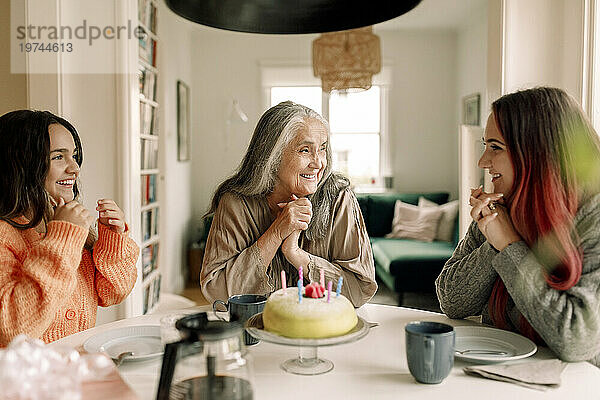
[355,192,459,306]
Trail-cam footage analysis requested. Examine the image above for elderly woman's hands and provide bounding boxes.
[274,195,312,270]
[470,187,521,251]
[273,195,312,241]
[256,195,313,274]
[281,230,302,260]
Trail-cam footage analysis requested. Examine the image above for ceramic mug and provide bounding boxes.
[213,294,267,346]
[405,321,455,384]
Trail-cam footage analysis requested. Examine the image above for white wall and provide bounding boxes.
[379,30,459,199]
[457,2,488,126]
[157,3,195,293]
[503,0,584,101]
[189,28,461,220]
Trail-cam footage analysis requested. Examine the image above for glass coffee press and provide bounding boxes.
[156,312,254,400]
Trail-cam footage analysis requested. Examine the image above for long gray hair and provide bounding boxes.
[206,101,349,239]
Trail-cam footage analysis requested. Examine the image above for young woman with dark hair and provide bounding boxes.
[436,87,600,367]
[0,110,139,345]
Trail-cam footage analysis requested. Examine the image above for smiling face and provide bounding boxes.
[478,113,515,197]
[44,123,80,203]
[276,119,328,198]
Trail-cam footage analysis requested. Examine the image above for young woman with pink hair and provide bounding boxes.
[436,87,600,367]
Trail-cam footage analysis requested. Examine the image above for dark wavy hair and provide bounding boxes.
[0,110,95,247]
[487,87,600,341]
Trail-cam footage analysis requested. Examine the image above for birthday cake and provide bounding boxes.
[262,283,358,339]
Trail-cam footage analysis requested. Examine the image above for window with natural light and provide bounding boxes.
[270,86,383,188]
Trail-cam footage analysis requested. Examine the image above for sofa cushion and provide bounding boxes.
[364,192,449,237]
[418,197,459,242]
[385,200,443,242]
[370,237,455,276]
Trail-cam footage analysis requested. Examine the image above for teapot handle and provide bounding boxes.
[156,339,186,400]
[212,300,229,321]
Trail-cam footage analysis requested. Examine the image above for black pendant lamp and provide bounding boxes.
[164,0,423,34]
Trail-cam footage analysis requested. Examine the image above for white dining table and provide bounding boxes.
[52,303,600,399]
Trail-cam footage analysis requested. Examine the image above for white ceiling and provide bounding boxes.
[376,0,487,31]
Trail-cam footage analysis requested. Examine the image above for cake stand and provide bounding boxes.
[245,313,376,375]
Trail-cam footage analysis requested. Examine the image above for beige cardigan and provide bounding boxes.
[201,188,377,307]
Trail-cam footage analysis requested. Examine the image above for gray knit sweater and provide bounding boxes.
[436,194,600,367]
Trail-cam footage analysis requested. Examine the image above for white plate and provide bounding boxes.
[454,326,537,363]
[83,325,163,362]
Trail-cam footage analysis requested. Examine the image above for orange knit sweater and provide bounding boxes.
[0,218,139,346]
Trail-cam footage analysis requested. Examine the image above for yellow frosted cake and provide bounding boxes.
[262,286,358,339]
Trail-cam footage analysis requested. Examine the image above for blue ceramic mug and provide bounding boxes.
[405,321,455,384]
[213,294,267,346]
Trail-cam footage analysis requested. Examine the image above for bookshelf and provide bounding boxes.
[137,0,161,315]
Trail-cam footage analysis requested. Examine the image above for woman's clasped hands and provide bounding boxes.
[274,194,312,262]
[469,186,521,251]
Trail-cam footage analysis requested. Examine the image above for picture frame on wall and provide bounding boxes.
[177,80,191,161]
[462,93,480,126]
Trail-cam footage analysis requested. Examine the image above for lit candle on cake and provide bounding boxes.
[281,270,286,290]
[336,276,343,297]
[298,267,303,303]
[327,281,332,303]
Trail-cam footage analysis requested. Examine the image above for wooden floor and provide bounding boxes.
[181,285,209,306]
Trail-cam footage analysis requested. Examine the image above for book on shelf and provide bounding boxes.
[151,39,157,67]
[141,174,157,206]
[142,242,159,280]
[139,102,158,136]
[148,174,157,202]
[141,207,160,241]
[153,207,159,237]
[138,36,157,67]
[143,284,151,314]
[138,0,157,34]
[142,273,161,314]
[152,274,162,309]
[140,138,158,169]
[138,64,157,102]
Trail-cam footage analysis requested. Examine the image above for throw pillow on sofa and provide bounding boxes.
[385,200,443,242]
[418,197,459,242]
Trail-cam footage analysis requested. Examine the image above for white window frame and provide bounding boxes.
[260,60,392,188]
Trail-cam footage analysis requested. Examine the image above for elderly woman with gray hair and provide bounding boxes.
[201,101,377,307]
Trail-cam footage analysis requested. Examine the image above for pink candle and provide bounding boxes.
[320,269,324,288]
[281,270,286,290]
[327,281,332,303]
[298,267,303,303]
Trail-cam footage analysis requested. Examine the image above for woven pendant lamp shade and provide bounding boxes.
[312,27,381,92]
